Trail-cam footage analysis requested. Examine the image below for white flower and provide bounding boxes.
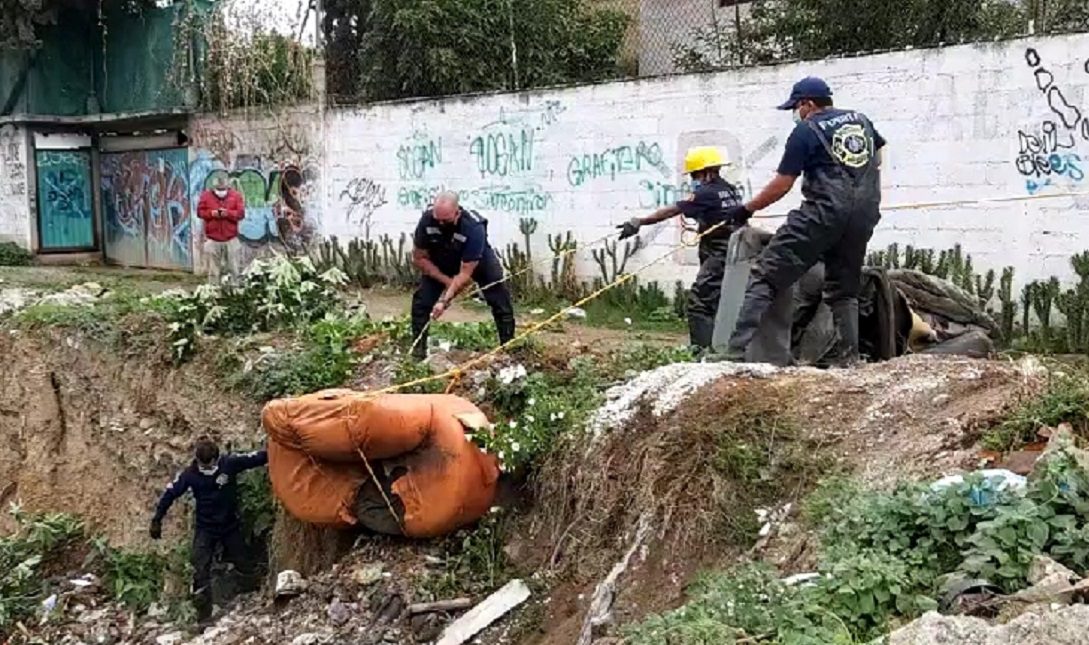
[498,364,528,385]
[508,420,518,429]
[511,441,521,453]
[557,411,565,420]
[624,317,632,326]
[527,398,536,407]
[525,415,535,423]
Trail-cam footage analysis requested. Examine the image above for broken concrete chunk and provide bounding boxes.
[435,580,530,645]
[275,570,307,599]
[1028,556,1080,586]
[885,604,1089,644]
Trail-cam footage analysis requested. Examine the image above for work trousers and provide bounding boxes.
[203,238,242,284]
[728,204,879,364]
[191,525,255,622]
[687,237,731,349]
[410,254,516,358]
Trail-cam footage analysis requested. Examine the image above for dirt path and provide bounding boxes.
[356,287,685,349]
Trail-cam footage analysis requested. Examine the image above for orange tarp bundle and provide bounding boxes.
[262,389,501,538]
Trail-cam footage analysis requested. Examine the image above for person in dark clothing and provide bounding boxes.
[722,77,885,365]
[149,437,268,624]
[410,191,516,359]
[618,146,745,351]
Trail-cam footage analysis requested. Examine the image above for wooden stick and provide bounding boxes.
[407,598,473,615]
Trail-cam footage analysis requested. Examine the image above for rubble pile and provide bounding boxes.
[17,544,532,645]
[0,282,107,316]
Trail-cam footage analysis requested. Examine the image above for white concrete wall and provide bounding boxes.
[0,125,31,248]
[322,33,1089,289]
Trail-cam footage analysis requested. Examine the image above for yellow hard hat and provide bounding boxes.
[684,146,727,174]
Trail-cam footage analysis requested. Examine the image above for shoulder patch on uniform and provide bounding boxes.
[426,227,440,235]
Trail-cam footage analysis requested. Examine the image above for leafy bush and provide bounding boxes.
[0,242,33,266]
[228,312,372,400]
[421,508,509,600]
[0,508,84,631]
[91,538,166,611]
[631,440,1089,643]
[161,256,348,362]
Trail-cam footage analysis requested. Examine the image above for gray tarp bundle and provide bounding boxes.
[711,227,996,367]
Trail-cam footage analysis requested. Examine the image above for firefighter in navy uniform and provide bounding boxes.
[410,191,516,359]
[723,77,885,365]
[149,437,268,625]
[618,147,744,352]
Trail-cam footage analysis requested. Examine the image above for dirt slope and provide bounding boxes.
[0,327,264,544]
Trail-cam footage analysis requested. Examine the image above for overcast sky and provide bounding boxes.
[223,0,318,45]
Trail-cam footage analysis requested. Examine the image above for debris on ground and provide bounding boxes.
[884,604,1089,645]
[435,579,531,645]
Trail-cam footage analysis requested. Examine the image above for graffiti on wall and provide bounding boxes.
[189,150,319,254]
[341,177,388,237]
[397,133,443,180]
[35,150,94,250]
[397,183,552,216]
[0,126,25,197]
[566,141,670,187]
[99,149,192,270]
[1017,48,1089,195]
[389,101,566,225]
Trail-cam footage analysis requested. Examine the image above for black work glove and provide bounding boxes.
[616,218,641,240]
[149,518,162,540]
[724,204,753,226]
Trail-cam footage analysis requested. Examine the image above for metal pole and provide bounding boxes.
[508,0,519,90]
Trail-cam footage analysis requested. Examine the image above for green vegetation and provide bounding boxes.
[982,372,1089,452]
[0,507,192,634]
[324,0,631,102]
[674,0,1086,70]
[629,439,1089,643]
[421,509,510,601]
[0,242,33,266]
[0,509,83,630]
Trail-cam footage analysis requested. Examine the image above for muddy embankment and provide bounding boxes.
[0,327,263,545]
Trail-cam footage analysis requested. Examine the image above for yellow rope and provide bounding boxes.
[395,188,1089,394]
[379,220,732,396]
[406,229,619,357]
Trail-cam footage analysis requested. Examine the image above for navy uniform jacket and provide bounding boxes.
[412,208,497,276]
[676,176,743,241]
[153,450,267,533]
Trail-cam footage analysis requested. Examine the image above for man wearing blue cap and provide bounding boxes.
[722,77,885,365]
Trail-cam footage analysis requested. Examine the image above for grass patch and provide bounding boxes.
[981,372,1089,451]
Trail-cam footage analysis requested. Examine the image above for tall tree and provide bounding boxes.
[323,0,630,103]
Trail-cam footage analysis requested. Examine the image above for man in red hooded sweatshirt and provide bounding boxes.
[197,174,245,283]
